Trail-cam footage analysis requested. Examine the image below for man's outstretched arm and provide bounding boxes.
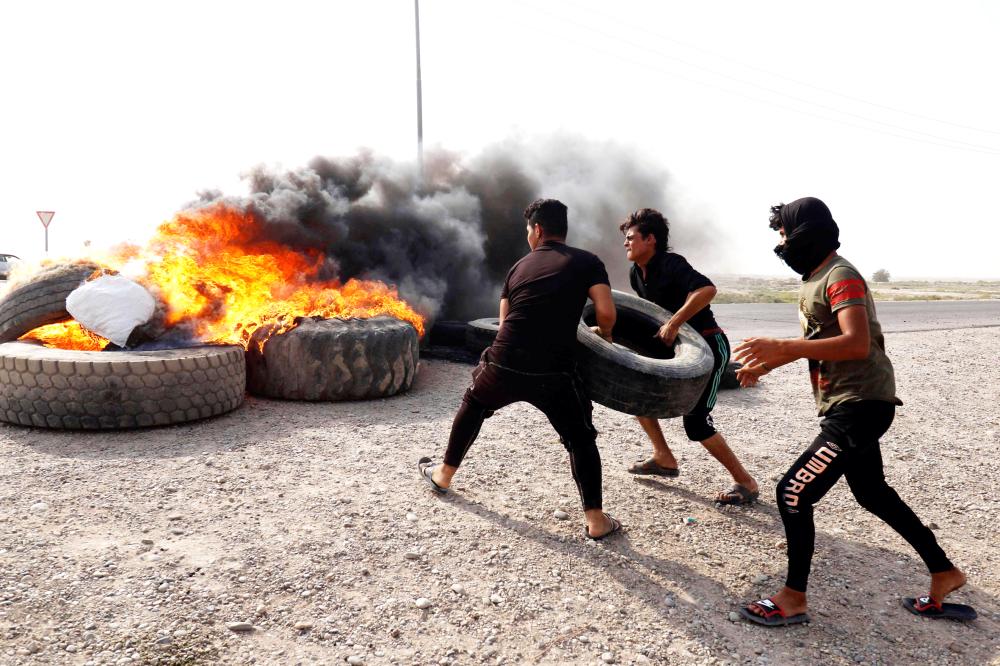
[734,304,870,386]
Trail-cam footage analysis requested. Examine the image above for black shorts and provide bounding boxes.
[682,331,730,441]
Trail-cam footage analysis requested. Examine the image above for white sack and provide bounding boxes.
[66,274,156,347]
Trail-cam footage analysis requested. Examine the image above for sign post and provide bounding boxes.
[36,211,55,253]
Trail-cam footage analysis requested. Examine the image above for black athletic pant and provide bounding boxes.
[682,330,730,442]
[443,350,603,510]
[778,400,952,592]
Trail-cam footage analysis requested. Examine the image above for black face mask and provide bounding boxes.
[771,197,841,279]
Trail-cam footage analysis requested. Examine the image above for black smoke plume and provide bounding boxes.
[192,135,723,321]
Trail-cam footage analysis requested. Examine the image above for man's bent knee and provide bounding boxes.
[683,413,717,442]
[778,436,841,513]
[850,482,891,513]
[559,429,597,454]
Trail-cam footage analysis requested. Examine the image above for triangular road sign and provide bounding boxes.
[37,211,55,228]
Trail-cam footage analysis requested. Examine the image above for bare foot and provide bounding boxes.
[746,587,808,618]
[929,567,966,604]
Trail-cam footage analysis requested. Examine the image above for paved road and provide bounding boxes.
[715,299,1000,340]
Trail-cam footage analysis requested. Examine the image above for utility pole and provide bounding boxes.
[414,0,424,182]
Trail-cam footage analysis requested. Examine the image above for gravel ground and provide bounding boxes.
[1,327,998,665]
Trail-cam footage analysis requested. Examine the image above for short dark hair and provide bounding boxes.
[619,208,669,252]
[768,203,784,230]
[523,198,568,237]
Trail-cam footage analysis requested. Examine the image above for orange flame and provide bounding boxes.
[22,322,108,351]
[22,203,425,350]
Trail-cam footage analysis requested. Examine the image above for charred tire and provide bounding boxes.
[0,342,246,429]
[245,316,419,401]
[465,318,500,354]
[0,263,99,342]
[719,362,742,391]
[429,320,470,348]
[576,290,713,418]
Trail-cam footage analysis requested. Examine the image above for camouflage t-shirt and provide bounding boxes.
[798,255,902,415]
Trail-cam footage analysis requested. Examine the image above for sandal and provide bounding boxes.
[903,596,977,621]
[584,513,622,541]
[716,484,759,505]
[739,598,811,627]
[627,458,679,477]
[417,456,448,495]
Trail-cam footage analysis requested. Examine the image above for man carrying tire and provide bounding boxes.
[418,199,622,540]
[734,197,970,625]
[620,208,759,505]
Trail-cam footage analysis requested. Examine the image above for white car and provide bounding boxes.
[0,254,20,279]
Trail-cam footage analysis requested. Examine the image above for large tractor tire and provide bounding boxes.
[245,316,419,401]
[0,341,246,429]
[576,290,713,418]
[0,263,99,342]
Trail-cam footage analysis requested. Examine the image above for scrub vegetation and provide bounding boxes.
[714,276,1000,304]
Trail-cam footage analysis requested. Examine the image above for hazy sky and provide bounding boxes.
[3,1,998,279]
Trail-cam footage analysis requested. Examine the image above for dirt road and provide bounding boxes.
[1,327,998,665]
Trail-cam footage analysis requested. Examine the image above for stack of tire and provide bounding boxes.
[0,264,246,429]
[0,264,426,428]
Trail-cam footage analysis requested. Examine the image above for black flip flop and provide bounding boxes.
[716,484,759,505]
[739,598,811,627]
[417,456,448,495]
[584,513,622,541]
[903,596,977,621]
[627,458,679,477]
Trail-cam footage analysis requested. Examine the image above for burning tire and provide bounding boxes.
[245,316,419,401]
[0,263,99,342]
[0,342,246,429]
[465,317,500,354]
[577,290,713,418]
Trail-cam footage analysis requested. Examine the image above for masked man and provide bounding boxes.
[735,197,971,625]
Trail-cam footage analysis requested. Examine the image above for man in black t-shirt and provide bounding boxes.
[418,199,622,540]
[620,208,758,505]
